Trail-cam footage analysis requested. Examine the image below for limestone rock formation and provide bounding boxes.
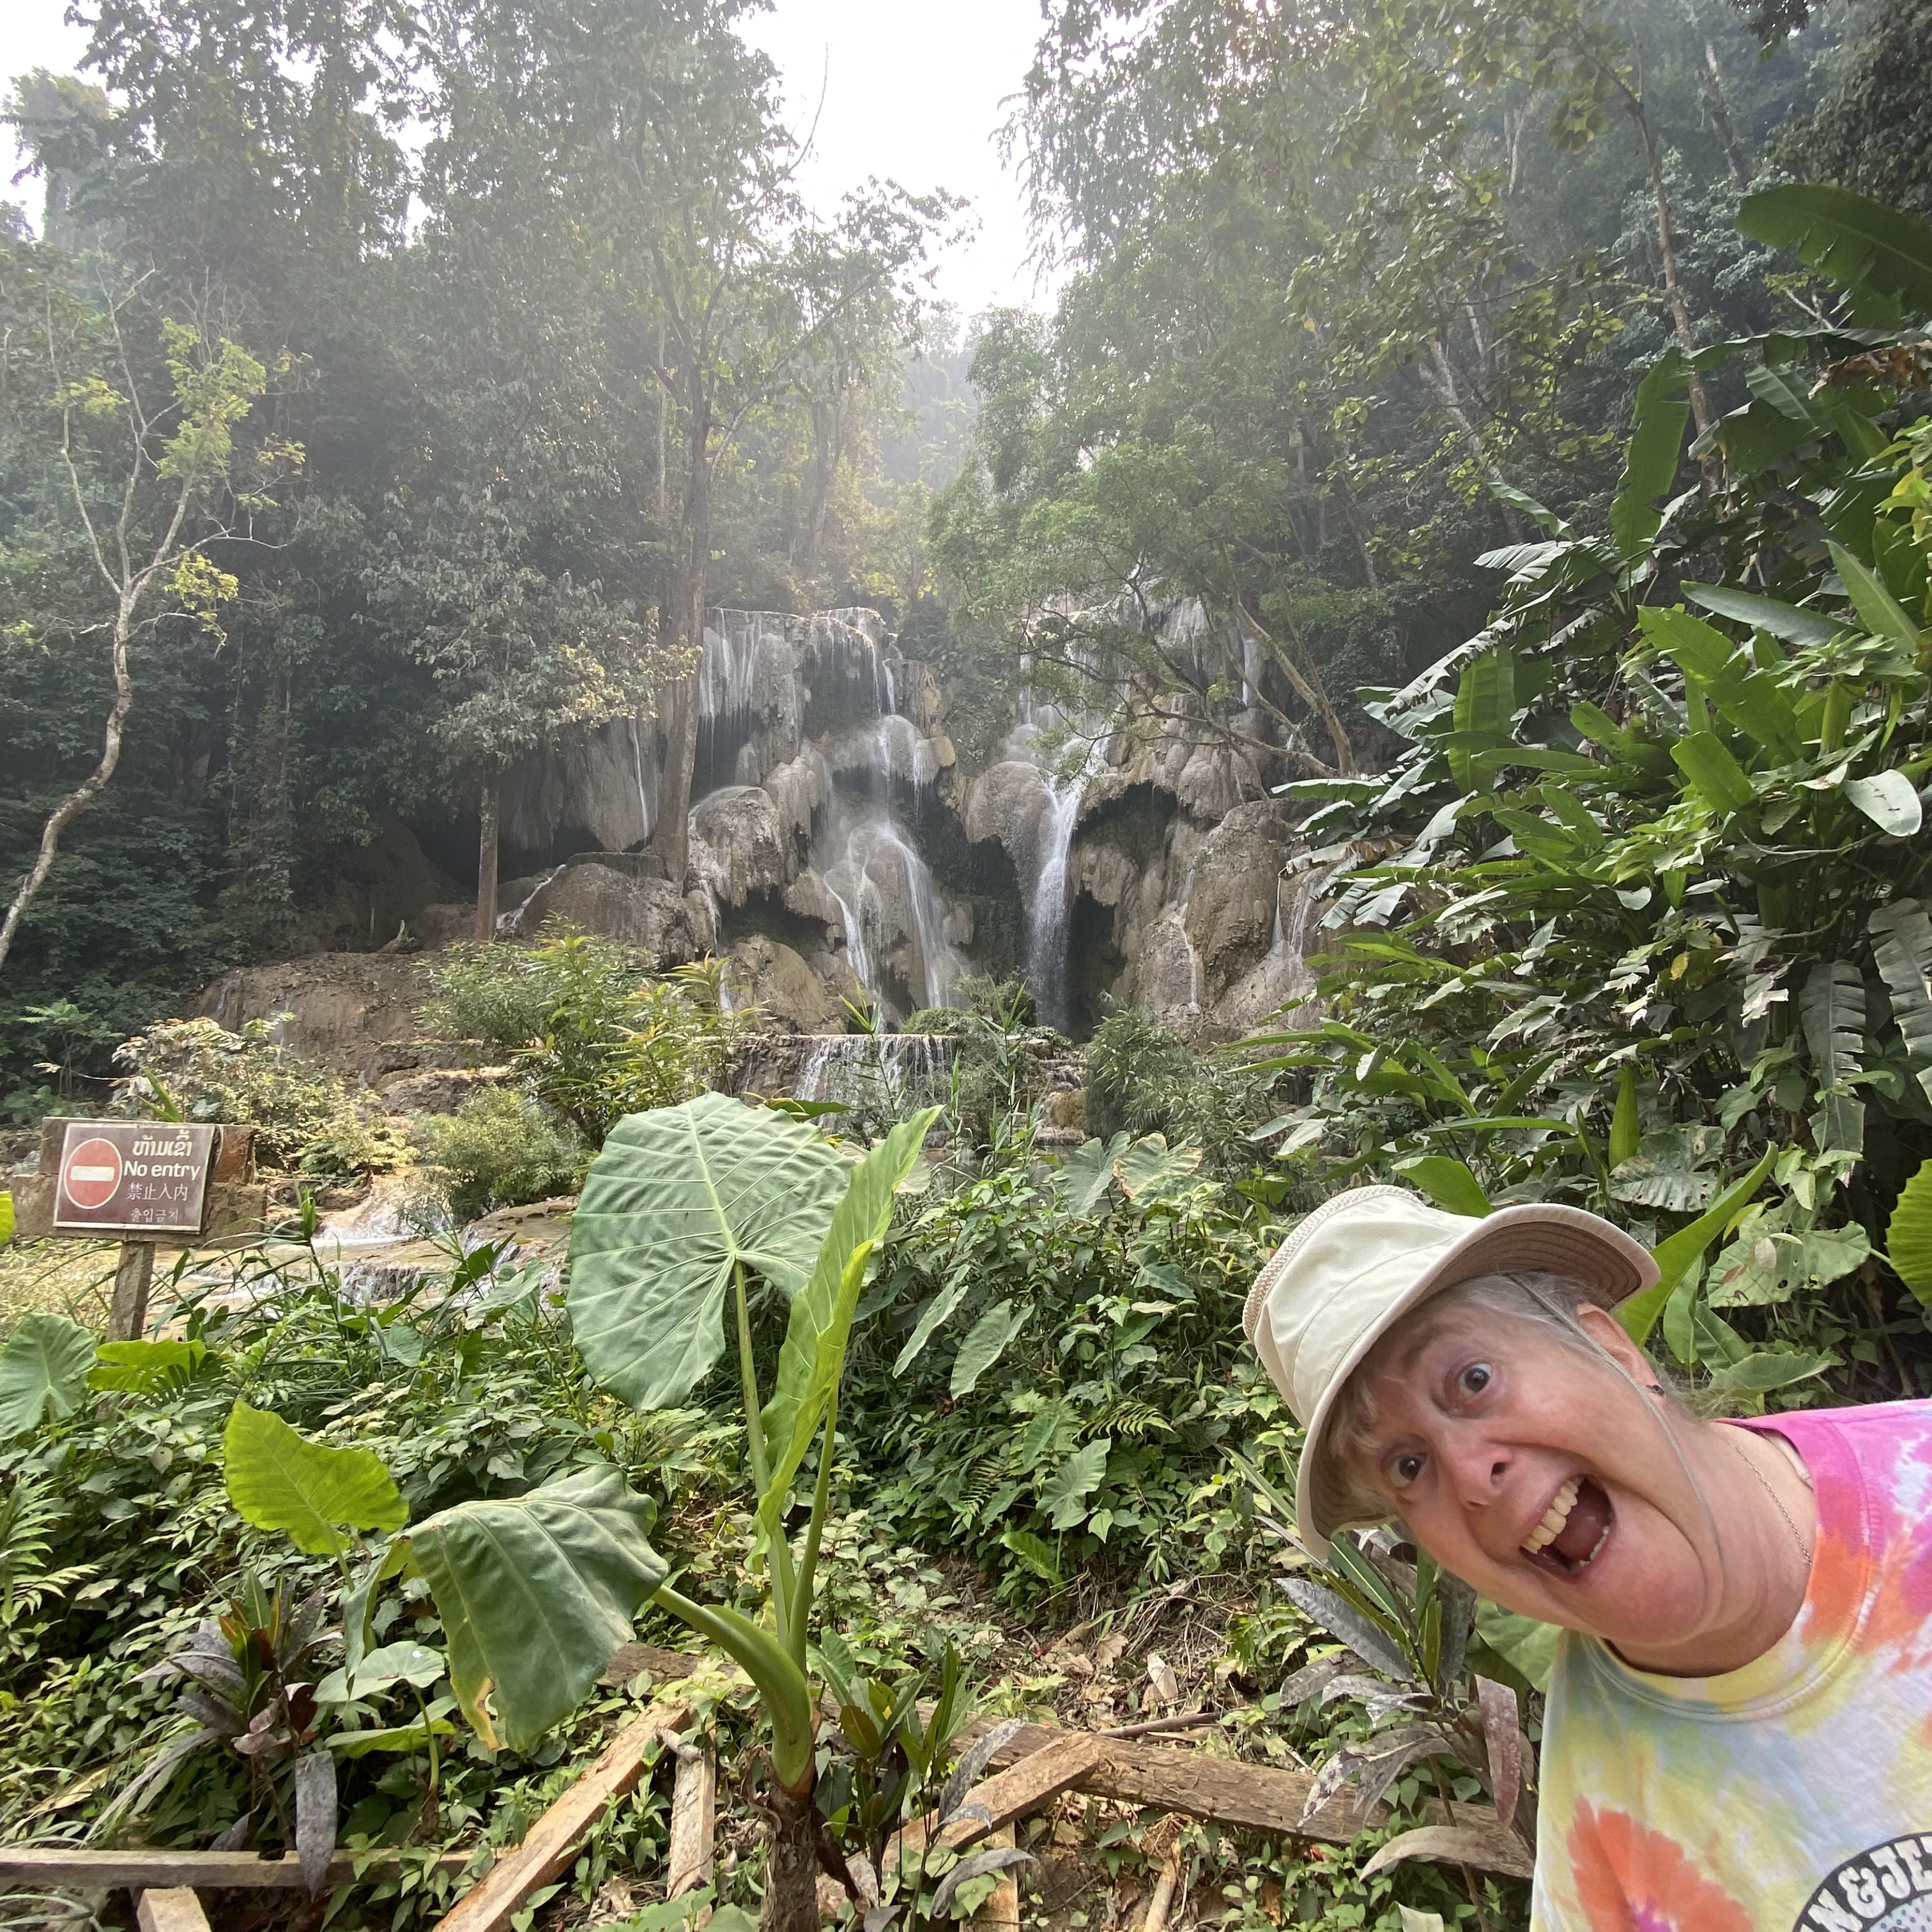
[520,857,715,963]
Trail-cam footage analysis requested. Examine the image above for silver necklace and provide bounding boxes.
[1728,1431,1813,1572]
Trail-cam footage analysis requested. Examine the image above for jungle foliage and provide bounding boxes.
[0,0,957,1100]
[1248,183,1932,1407]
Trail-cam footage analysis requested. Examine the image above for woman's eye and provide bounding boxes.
[1457,1362,1494,1399]
[1387,1452,1426,1490]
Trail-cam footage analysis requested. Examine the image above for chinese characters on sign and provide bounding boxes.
[53,1121,215,1235]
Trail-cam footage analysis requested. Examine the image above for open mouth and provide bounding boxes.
[1521,1475,1614,1575]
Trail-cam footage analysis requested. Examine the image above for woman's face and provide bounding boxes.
[1339,1301,1717,1650]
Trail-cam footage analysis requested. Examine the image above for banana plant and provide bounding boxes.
[568,1092,942,1932]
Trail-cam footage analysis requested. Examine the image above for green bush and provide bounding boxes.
[411,1087,581,1222]
[112,1016,406,1177]
[420,927,752,1144]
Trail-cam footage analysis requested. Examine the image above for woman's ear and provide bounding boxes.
[1575,1301,1659,1384]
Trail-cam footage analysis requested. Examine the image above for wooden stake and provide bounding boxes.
[1139,1850,1181,1932]
[977,1827,1022,1932]
[664,1739,716,1900]
[109,1239,156,1340]
[135,1891,212,1932]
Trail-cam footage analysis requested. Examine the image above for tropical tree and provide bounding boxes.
[0,273,295,976]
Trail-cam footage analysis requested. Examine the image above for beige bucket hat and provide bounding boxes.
[1241,1184,1658,1558]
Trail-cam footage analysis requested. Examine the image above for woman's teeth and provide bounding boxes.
[1522,1476,1581,1556]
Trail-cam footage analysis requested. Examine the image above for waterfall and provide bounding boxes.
[497,864,564,939]
[629,716,654,841]
[1021,734,1103,1033]
[820,808,966,1012]
[793,1032,958,1111]
[1269,863,1333,997]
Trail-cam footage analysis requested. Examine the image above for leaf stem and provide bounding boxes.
[654,1583,815,1792]
[787,1390,838,1671]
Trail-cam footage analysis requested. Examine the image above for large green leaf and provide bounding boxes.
[1609,353,1689,562]
[757,1109,938,1531]
[1799,958,1867,1158]
[0,1315,96,1441]
[224,1403,408,1556]
[1680,583,1839,649]
[407,1465,666,1752]
[1829,542,1922,652]
[1448,648,1515,795]
[1871,899,1932,1103]
[949,1300,1029,1399]
[1639,607,1800,757]
[1619,1146,1778,1345]
[1390,1154,1491,1218]
[1608,1126,1722,1214]
[1039,1439,1111,1531]
[1738,184,1932,322]
[1706,1348,1836,1395]
[1843,771,1924,839]
[1887,1158,1932,1308]
[568,1092,848,1410]
[1670,732,1754,815]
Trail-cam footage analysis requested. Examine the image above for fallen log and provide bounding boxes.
[664,1738,716,1901]
[0,1850,475,1891]
[431,1696,693,1932]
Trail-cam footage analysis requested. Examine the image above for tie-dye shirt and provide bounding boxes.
[1533,1399,1932,1932]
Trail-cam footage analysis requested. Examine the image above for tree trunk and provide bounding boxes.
[1683,1,1754,186]
[1423,338,1526,544]
[650,380,714,889]
[758,1775,820,1932]
[474,776,500,944]
[1622,89,1715,436]
[0,594,137,977]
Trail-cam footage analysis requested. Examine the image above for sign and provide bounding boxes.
[53,1121,215,1235]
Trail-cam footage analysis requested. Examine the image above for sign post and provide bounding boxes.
[48,1123,218,1341]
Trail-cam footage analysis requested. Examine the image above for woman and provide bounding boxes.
[1241,1183,1932,1932]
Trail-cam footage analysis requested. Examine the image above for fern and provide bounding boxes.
[0,1475,95,1626]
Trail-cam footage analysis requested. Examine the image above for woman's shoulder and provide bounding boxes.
[1735,1395,1932,1464]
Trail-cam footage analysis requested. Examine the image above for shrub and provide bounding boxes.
[411,1088,581,1222]
[112,1017,406,1176]
[420,927,753,1145]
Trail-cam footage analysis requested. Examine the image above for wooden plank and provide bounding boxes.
[135,1890,211,1932]
[664,1742,716,1899]
[893,1734,1110,1862]
[976,1827,1021,1932]
[0,1851,473,1891]
[605,1645,1508,1850]
[431,1697,692,1932]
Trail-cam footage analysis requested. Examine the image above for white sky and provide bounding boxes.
[3,0,1054,318]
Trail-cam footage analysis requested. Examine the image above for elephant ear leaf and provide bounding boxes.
[406,1465,666,1752]
[223,1402,408,1556]
[568,1092,847,1410]
[1887,1158,1932,1310]
[0,1315,96,1440]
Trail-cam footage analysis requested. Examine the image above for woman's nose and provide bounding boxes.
[1439,1434,1510,1505]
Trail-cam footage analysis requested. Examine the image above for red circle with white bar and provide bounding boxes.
[63,1137,123,1210]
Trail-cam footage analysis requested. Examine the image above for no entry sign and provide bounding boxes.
[53,1121,216,1235]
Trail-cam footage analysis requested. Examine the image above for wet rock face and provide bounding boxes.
[521,859,714,963]
[692,785,795,907]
